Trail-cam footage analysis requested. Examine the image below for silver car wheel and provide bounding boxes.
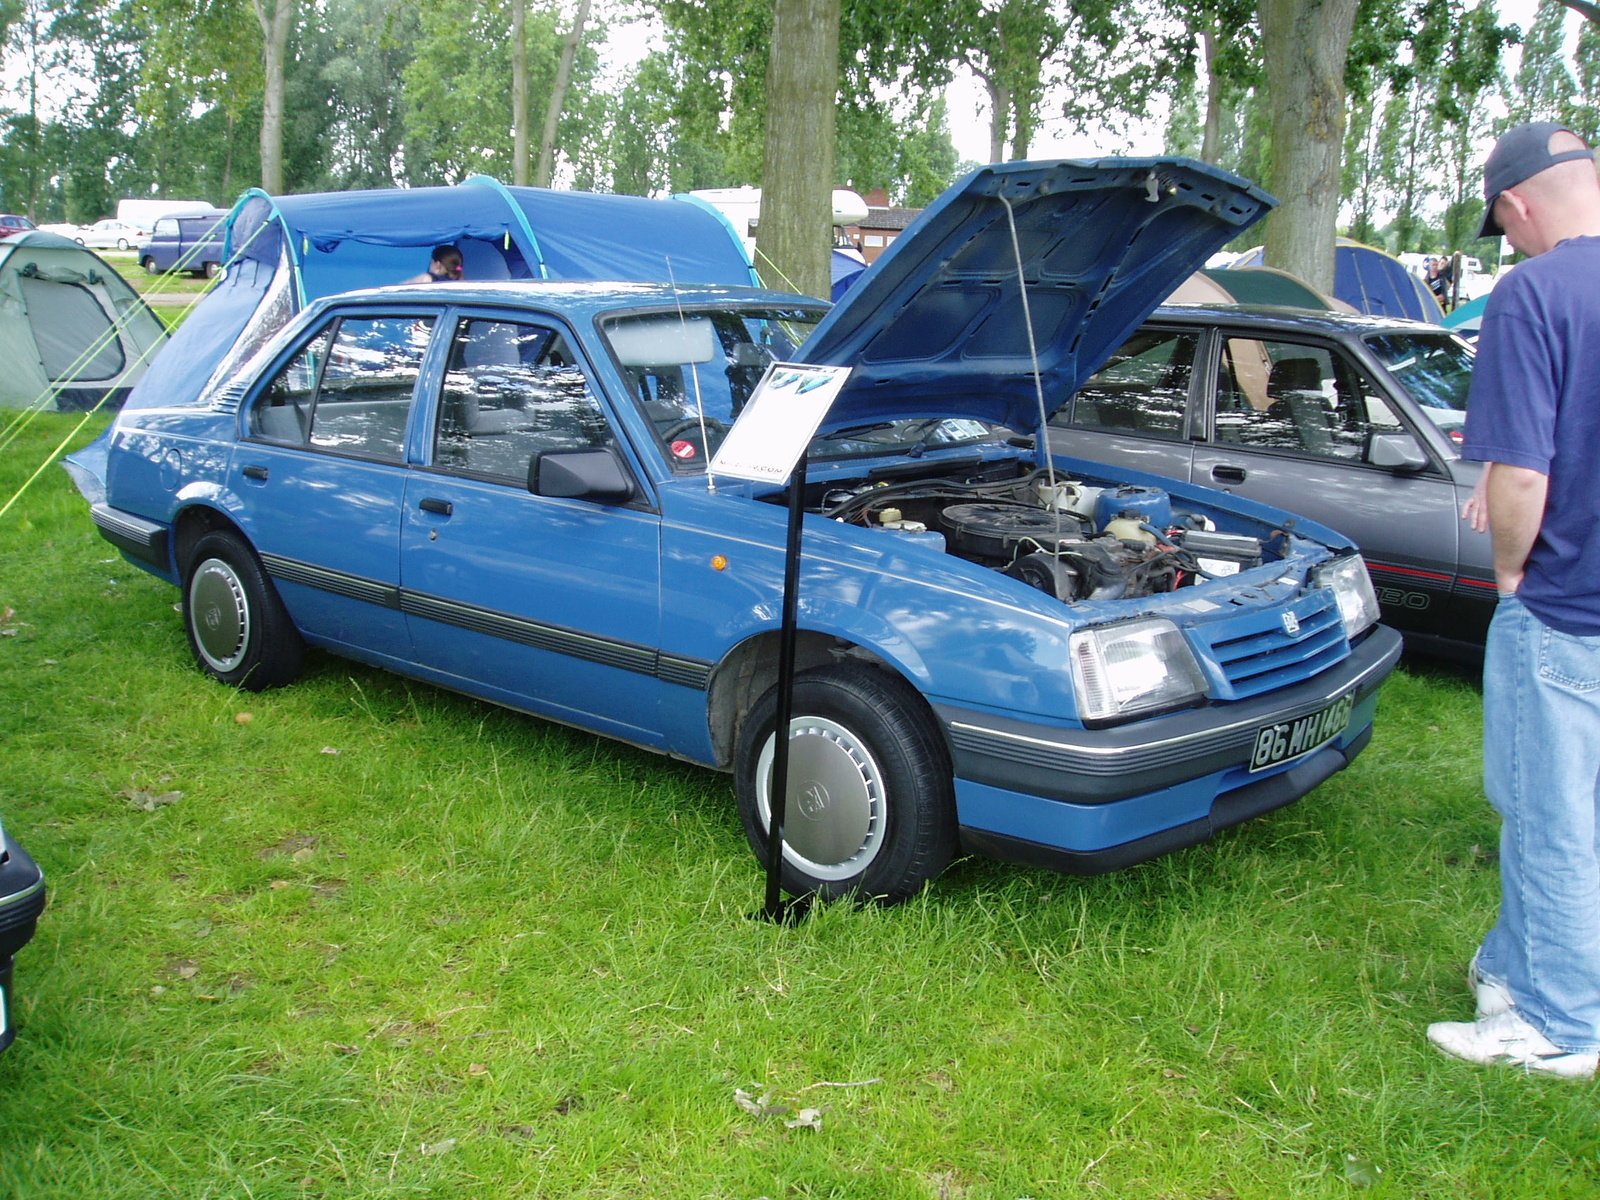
[754,716,887,881]
[189,556,251,673]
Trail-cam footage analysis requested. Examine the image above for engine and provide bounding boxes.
[818,469,1268,604]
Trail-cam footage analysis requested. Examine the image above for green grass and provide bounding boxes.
[1,414,1594,1198]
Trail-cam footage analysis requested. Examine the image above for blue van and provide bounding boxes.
[138,211,228,278]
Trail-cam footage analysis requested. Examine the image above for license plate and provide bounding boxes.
[1249,693,1356,772]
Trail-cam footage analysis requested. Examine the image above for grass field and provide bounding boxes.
[1,414,1594,1199]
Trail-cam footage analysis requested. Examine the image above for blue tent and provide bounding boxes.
[125,178,758,418]
[831,248,867,300]
[1231,238,1444,323]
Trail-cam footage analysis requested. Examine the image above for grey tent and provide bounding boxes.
[0,230,168,411]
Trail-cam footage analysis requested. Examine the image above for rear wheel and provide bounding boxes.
[183,531,304,691]
[116,237,129,250]
[735,664,956,904]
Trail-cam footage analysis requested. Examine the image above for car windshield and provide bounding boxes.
[1363,330,1473,439]
[602,304,1003,471]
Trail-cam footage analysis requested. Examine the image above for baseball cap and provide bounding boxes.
[1478,121,1596,238]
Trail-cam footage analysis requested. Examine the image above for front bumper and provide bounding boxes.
[0,829,47,1053]
[938,623,1403,874]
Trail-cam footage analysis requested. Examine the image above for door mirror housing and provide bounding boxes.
[529,447,635,505]
[1368,432,1429,472]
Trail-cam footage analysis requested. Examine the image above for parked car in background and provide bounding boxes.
[36,222,83,240]
[138,210,228,278]
[83,159,1401,903]
[0,214,36,232]
[79,218,150,250]
[1049,304,1490,659]
[0,810,46,1053]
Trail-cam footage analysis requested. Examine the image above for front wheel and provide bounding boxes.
[142,256,158,274]
[735,665,957,904]
[183,531,304,691]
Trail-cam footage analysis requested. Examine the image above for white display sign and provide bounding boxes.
[707,363,853,485]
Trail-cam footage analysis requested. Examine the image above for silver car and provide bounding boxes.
[1049,303,1489,658]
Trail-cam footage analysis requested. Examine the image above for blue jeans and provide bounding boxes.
[1477,593,1600,1052]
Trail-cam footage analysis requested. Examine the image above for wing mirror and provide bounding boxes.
[530,447,635,505]
[1368,432,1429,472]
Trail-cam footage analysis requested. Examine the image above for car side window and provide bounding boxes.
[309,317,434,460]
[250,316,432,461]
[1213,338,1401,461]
[1058,329,1196,439]
[432,318,612,484]
[251,327,334,444]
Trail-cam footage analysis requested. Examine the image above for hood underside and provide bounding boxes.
[799,158,1275,436]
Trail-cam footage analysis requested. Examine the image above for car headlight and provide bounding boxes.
[1313,554,1381,639]
[1070,617,1208,724]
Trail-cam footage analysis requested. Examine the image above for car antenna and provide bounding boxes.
[666,256,715,494]
[1000,193,1063,529]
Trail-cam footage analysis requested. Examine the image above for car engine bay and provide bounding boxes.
[807,463,1284,605]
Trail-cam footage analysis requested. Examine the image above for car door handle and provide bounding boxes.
[242,464,269,480]
[419,497,453,516]
[1211,464,1247,485]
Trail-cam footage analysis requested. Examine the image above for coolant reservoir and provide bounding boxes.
[1036,479,1099,520]
[1093,485,1171,533]
[1104,516,1158,546]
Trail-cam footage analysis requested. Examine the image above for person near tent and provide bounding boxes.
[404,244,464,284]
[1427,121,1600,1079]
[1426,255,1455,307]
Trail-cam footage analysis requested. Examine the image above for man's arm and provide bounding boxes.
[1485,461,1549,594]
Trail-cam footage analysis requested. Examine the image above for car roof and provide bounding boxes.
[1149,301,1447,337]
[308,279,824,322]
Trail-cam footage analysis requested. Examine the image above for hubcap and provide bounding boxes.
[190,557,250,672]
[756,717,886,880]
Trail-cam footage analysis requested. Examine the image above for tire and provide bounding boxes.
[142,256,158,274]
[735,664,957,904]
[203,261,221,279]
[116,238,129,250]
[182,531,304,691]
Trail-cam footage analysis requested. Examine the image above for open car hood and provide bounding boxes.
[798,158,1274,436]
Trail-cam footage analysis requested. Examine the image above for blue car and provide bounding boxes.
[86,160,1400,902]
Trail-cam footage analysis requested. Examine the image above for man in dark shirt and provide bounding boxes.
[1427,122,1600,1078]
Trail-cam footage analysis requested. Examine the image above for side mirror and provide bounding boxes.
[529,447,635,505]
[1368,432,1429,472]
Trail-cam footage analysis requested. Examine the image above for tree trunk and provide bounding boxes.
[1257,0,1359,294]
[251,0,294,193]
[754,0,840,299]
[512,0,530,186]
[535,0,592,189]
[1200,28,1224,165]
[981,73,1010,162]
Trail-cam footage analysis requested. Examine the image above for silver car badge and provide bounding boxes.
[1281,611,1301,637]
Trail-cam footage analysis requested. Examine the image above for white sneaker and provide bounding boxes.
[1427,1010,1599,1079]
[1469,953,1515,1018]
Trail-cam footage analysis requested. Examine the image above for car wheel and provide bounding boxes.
[204,261,221,279]
[183,531,304,691]
[116,238,129,250]
[142,256,158,274]
[735,664,956,904]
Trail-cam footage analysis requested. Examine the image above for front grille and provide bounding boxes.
[1198,592,1349,700]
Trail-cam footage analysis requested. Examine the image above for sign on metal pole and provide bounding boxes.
[708,363,852,922]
